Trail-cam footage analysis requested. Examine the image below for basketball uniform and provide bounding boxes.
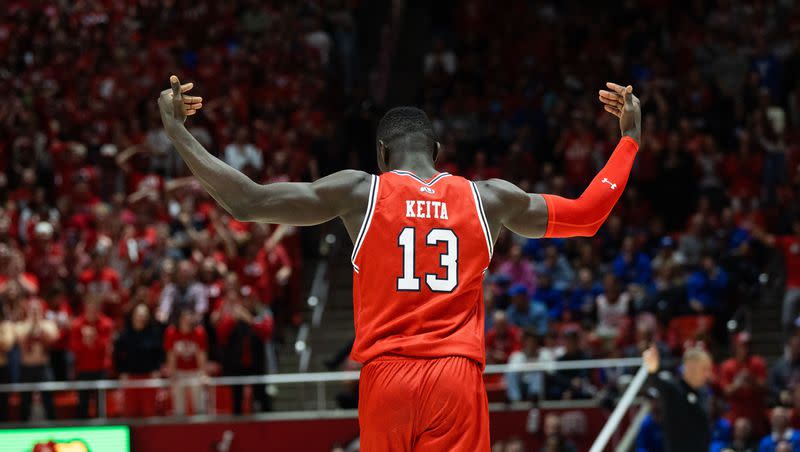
[351,170,492,451]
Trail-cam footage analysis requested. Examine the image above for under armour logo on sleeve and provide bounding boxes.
[601,178,617,189]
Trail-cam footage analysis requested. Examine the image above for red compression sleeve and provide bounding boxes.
[541,136,639,238]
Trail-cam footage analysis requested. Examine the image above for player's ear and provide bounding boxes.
[378,140,390,171]
[433,141,441,163]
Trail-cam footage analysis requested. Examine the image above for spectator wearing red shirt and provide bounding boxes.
[24,222,66,296]
[754,219,800,331]
[486,311,522,364]
[165,308,208,416]
[113,303,163,418]
[212,279,274,414]
[720,332,768,435]
[77,242,125,324]
[69,295,113,419]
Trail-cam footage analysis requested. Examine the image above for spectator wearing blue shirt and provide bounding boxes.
[567,268,603,321]
[686,254,729,314]
[723,417,757,452]
[612,237,653,287]
[710,396,733,452]
[636,400,665,452]
[536,245,575,291]
[505,284,548,335]
[758,407,800,452]
[533,274,564,321]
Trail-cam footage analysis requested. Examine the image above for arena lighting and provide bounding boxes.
[308,296,319,307]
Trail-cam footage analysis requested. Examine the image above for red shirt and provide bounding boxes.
[719,355,768,426]
[213,305,274,367]
[350,172,491,366]
[69,314,113,373]
[485,326,522,364]
[776,236,800,288]
[78,267,124,320]
[164,325,208,371]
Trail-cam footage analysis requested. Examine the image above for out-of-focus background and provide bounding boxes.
[2,1,800,451]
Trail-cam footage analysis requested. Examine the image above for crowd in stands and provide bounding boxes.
[412,1,800,451]
[2,2,800,450]
[0,0,368,420]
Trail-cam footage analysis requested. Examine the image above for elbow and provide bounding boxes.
[228,205,251,222]
[227,197,257,222]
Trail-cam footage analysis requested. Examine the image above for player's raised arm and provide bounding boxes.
[477,83,641,239]
[156,76,370,226]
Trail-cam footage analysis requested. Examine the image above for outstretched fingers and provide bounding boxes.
[599,90,624,108]
[604,104,622,118]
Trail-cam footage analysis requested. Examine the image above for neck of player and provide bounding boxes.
[389,149,438,179]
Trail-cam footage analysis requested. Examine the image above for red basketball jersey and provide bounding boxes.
[350,170,493,367]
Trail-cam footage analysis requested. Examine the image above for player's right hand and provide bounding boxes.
[157,75,203,134]
[598,83,641,143]
[642,344,659,374]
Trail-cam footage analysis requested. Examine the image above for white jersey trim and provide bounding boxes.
[470,181,493,259]
[390,170,451,186]
[351,174,380,272]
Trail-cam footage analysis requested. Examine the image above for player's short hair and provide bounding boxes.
[376,106,436,152]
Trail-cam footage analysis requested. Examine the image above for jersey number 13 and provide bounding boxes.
[397,227,458,292]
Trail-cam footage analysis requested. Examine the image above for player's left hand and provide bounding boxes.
[598,83,641,143]
[158,75,203,134]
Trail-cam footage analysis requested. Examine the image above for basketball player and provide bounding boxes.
[157,75,641,451]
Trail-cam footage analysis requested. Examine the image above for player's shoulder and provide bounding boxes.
[324,169,373,188]
[315,169,373,198]
[472,178,528,208]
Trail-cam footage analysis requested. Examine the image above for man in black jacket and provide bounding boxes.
[642,345,714,452]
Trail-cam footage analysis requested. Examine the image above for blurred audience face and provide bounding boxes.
[776,441,792,452]
[132,304,149,331]
[504,438,524,452]
[509,244,523,262]
[603,274,620,300]
[161,258,176,282]
[522,334,539,356]
[176,260,196,286]
[771,407,789,433]
[84,296,101,321]
[493,311,508,334]
[734,335,751,361]
[178,309,195,332]
[578,268,593,287]
[544,413,561,437]
[733,417,752,442]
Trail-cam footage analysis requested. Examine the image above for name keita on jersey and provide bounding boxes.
[405,200,449,219]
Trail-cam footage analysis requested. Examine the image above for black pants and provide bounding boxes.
[76,370,106,419]
[0,365,9,422]
[226,366,271,414]
[49,349,69,382]
[20,365,54,420]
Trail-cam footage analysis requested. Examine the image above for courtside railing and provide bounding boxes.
[0,358,643,419]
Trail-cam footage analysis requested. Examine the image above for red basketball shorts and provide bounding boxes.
[358,355,490,451]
